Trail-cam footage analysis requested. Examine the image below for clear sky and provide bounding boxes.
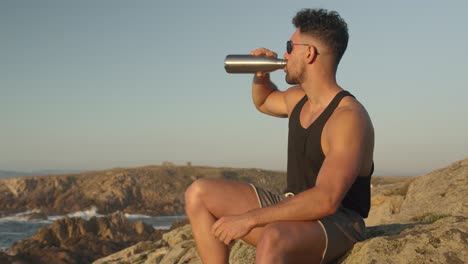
[1,0,467,176]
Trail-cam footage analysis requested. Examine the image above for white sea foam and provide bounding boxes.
[1,207,185,225]
[0,210,50,223]
[48,206,102,221]
[154,225,171,230]
[0,207,103,223]
[124,213,151,219]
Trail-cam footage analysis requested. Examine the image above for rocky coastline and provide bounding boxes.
[2,212,163,264]
[1,159,467,263]
[0,165,285,217]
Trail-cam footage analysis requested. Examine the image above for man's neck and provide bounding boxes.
[301,71,342,108]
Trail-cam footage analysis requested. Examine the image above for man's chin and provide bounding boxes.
[285,75,299,85]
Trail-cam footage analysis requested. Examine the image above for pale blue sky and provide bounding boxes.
[1,0,467,175]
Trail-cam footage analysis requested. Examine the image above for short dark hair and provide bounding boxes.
[292,8,349,64]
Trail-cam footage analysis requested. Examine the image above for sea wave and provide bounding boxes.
[124,213,152,219]
[48,206,102,221]
[0,210,50,223]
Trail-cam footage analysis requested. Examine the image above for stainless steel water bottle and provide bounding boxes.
[224,55,287,73]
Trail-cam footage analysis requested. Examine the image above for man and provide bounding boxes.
[185,8,374,264]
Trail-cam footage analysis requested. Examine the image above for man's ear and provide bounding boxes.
[306,47,318,64]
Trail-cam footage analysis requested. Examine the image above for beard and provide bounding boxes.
[285,68,305,85]
[285,73,299,85]
[285,63,305,85]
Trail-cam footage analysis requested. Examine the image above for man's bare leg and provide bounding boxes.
[185,179,262,264]
[255,221,326,264]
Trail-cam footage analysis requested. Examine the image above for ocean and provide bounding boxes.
[0,207,186,251]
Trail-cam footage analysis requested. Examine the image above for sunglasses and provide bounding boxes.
[286,40,320,55]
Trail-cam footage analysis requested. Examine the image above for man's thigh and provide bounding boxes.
[191,179,261,218]
[254,221,326,263]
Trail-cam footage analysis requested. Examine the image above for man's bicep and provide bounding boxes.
[258,90,289,117]
[315,149,363,211]
[315,111,368,207]
[327,109,369,168]
[259,86,304,118]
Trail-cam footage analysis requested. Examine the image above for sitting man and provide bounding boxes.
[185,8,374,264]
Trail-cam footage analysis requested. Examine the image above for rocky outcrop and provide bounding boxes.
[365,178,413,226]
[397,158,467,219]
[339,216,467,264]
[0,166,286,216]
[5,212,163,264]
[94,224,201,264]
[93,158,468,264]
[93,216,468,264]
[366,158,468,226]
[0,251,30,264]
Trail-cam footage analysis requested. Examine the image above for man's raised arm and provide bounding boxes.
[251,72,289,117]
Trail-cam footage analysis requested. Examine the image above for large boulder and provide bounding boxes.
[366,158,467,227]
[397,158,468,220]
[339,216,467,264]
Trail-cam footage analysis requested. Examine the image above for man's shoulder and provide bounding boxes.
[284,85,305,100]
[327,96,373,132]
[335,95,369,118]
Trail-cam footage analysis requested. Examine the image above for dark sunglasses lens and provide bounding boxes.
[287,41,292,54]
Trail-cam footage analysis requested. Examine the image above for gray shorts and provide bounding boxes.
[250,184,366,264]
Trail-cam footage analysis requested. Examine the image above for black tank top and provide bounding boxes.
[286,90,373,218]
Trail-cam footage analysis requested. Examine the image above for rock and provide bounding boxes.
[163,224,193,247]
[0,251,31,264]
[89,225,246,264]
[366,158,468,226]
[149,224,199,264]
[91,224,200,264]
[338,216,468,264]
[96,215,468,264]
[397,158,468,220]
[365,177,414,226]
[144,247,171,263]
[93,241,157,264]
[229,240,256,264]
[5,212,163,264]
[158,240,195,264]
[176,247,201,264]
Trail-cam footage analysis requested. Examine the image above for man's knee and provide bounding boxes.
[256,223,289,258]
[184,179,209,212]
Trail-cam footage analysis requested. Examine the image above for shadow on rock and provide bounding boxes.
[365,222,427,239]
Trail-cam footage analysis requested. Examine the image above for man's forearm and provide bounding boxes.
[252,73,278,110]
[245,187,336,229]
